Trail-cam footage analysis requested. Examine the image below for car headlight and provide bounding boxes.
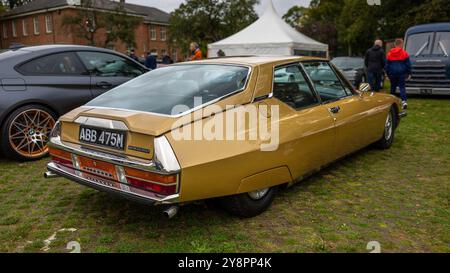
[50,121,61,138]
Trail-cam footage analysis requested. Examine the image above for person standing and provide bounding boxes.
[145,52,157,70]
[364,39,385,92]
[129,49,139,62]
[189,42,203,61]
[386,38,411,109]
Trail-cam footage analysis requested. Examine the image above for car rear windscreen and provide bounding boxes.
[86,64,250,115]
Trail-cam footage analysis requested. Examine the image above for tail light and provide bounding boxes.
[49,147,179,196]
[124,167,178,195]
[49,147,72,167]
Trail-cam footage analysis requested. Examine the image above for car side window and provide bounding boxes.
[273,64,319,109]
[17,52,86,75]
[303,61,350,103]
[77,51,144,77]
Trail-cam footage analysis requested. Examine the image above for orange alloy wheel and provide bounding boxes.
[8,109,56,158]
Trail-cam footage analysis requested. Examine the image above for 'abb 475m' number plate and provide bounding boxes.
[79,126,126,150]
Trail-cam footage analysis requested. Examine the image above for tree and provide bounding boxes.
[1,0,33,9]
[283,0,344,56]
[285,0,450,57]
[62,0,141,48]
[282,6,306,29]
[168,0,259,57]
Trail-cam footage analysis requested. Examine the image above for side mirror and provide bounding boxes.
[359,83,371,92]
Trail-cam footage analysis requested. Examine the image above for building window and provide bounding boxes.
[161,49,167,57]
[172,49,177,62]
[22,19,28,36]
[45,15,53,33]
[2,22,8,39]
[160,26,166,41]
[150,26,156,40]
[12,21,17,37]
[33,17,40,35]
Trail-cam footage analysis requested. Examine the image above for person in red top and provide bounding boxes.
[385,38,412,109]
[189,42,203,61]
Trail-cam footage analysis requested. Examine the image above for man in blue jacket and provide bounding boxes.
[385,38,412,109]
[145,52,157,70]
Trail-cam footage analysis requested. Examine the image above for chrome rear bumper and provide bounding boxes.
[46,162,180,205]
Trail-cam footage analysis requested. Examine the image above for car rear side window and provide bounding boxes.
[303,61,350,103]
[17,52,86,75]
[77,51,144,77]
[273,64,318,109]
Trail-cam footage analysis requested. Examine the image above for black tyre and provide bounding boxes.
[375,107,395,149]
[219,187,277,218]
[0,104,57,161]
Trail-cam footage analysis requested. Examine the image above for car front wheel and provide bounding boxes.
[375,107,395,149]
[1,105,57,161]
[218,187,277,218]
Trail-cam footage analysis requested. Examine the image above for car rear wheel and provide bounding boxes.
[218,187,277,218]
[375,107,395,149]
[1,105,57,161]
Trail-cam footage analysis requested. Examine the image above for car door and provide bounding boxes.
[16,51,93,113]
[271,63,336,179]
[76,51,146,97]
[303,61,376,160]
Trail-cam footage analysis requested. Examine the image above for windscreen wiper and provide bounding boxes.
[438,41,449,57]
[415,41,429,57]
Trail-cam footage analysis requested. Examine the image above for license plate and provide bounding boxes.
[79,126,126,150]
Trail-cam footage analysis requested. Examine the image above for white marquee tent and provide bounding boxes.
[208,1,328,58]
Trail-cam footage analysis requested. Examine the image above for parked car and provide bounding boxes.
[404,23,450,95]
[45,56,406,218]
[331,57,372,88]
[0,45,148,161]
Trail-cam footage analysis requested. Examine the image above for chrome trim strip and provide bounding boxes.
[74,116,129,130]
[47,162,180,205]
[154,135,181,172]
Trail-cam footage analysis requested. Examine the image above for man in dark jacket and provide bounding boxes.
[386,38,412,109]
[144,52,157,70]
[365,39,385,92]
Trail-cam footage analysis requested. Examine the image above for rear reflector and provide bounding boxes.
[78,156,118,180]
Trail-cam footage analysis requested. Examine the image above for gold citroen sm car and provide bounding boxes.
[45,56,406,218]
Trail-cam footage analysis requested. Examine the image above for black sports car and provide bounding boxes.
[0,45,148,161]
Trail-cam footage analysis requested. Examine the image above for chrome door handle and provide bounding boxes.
[329,106,341,114]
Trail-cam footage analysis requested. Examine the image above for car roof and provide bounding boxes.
[14,44,118,53]
[179,56,327,67]
[406,23,450,35]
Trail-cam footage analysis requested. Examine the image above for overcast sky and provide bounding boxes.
[125,0,311,16]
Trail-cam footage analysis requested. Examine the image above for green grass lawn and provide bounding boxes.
[0,96,449,253]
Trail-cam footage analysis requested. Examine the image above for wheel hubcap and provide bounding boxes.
[8,109,55,158]
[248,188,270,200]
[384,112,393,140]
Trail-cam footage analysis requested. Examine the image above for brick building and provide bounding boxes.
[0,0,181,62]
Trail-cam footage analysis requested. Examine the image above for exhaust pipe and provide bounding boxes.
[163,206,179,219]
[44,171,58,178]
